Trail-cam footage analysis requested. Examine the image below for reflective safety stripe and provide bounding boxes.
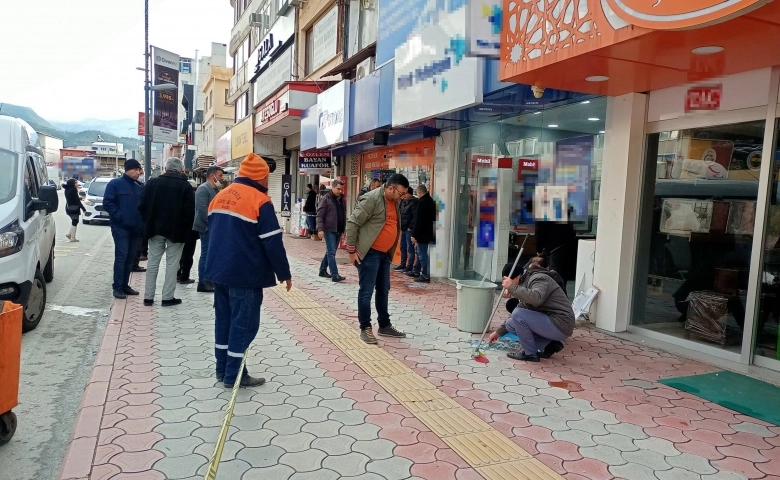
[210,209,258,224]
[215,344,228,349]
[259,228,282,239]
[227,350,244,358]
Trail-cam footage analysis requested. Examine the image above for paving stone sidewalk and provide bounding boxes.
[59,235,780,480]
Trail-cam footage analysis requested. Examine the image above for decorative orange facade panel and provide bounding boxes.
[604,0,772,30]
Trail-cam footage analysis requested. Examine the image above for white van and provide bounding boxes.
[0,116,59,332]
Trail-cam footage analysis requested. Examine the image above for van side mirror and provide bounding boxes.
[34,185,59,213]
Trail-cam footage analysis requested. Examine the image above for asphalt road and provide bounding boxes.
[0,190,115,480]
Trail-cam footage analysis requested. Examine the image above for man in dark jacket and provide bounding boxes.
[139,157,195,307]
[193,166,223,292]
[303,183,318,235]
[410,184,436,283]
[316,179,347,282]
[177,179,200,285]
[358,178,381,199]
[204,153,292,388]
[396,187,418,273]
[103,159,145,299]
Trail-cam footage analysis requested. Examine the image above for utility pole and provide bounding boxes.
[144,0,152,181]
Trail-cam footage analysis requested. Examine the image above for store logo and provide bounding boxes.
[481,3,502,35]
[319,108,344,129]
[397,36,466,92]
[259,99,286,123]
[685,85,722,112]
[604,0,770,29]
[155,55,177,67]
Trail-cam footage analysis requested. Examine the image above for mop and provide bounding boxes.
[472,235,528,363]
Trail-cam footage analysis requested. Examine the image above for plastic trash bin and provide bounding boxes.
[0,301,22,446]
[456,280,497,333]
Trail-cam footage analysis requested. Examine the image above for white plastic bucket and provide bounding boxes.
[456,280,497,333]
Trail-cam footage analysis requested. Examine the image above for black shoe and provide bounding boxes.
[216,374,223,383]
[540,341,564,359]
[507,351,540,362]
[197,283,215,293]
[224,375,266,388]
[377,325,407,338]
[393,265,407,271]
[405,271,420,278]
[332,275,346,283]
[131,266,147,273]
[360,329,378,344]
[414,276,430,283]
[112,289,127,299]
[143,299,154,306]
[123,287,139,296]
[319,271,331,278]
[178,278,195,285]
[161,298,182,307]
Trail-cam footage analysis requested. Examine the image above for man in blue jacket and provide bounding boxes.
[103,160,145,299]
[204,153,292,388]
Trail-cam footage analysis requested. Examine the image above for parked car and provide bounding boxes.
[0,115,59,332]
[78,181,89,200]
[82,178,112,225]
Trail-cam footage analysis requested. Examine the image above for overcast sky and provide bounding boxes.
[0,0,233,122]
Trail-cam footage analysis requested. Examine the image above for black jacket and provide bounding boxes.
[316,191,347,234]
[412,193,436,243]
[64,184,86,215]
[400,196,418,231]
[139,172,196,244]
[303,189,317,214]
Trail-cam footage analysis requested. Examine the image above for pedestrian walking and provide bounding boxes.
[317,179,347,282]
[103,159,144,299]
[346,173,409,344]
[63,178,86,242]
[303,183,318,235]
[177,179,199,285]
[193,166,223,293]
[395,186,418,273]
[409,184,436,283]
[138,157,195,307]
[488,254,574,362]
[204,153,292,388]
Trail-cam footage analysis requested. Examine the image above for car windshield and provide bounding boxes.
[0,149,18,205]
[88,182,109,197]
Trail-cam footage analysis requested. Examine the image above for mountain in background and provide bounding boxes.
[0,102,141,150]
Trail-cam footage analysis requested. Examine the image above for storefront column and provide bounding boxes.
[431,131,457,279]
[592,93,648,332]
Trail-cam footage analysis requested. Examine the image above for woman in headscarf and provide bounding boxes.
[63,178,86,242]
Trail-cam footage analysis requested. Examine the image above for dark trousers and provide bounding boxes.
[319,232,340,278]
[178,230,199,279]
[356,248,392,330]
[214,283,263,384]
[415,242,430,278]
[111,227,140,291]
[134,237,148,268]
[198,230,210,282]
[305,214,316,234]
[400,231,416,269]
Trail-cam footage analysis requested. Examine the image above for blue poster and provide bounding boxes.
[376,0,468,67]
[554,136,594,222]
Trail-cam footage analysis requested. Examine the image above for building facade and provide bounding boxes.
[199,65,234,170]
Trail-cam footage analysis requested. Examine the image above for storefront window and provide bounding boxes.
[358,139,435,195]
[634,120,765,354]
[451,99,606,289]
[756,120,780,362]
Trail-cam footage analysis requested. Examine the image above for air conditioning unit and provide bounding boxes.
[355,57,375,81]
[249,13,269,30]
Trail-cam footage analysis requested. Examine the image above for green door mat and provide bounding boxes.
[659,370,780,426]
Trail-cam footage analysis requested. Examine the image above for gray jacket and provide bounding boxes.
[193,182,218,233]
[497,268,575,338]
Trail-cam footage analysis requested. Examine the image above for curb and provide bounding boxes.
[58,297,126,480]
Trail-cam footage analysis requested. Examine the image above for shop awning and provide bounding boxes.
[321,43,376,78]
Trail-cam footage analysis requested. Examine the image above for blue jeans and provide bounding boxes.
[111,227,140,291]
[214,283,263,384]
[400,231,416,269]
[356,248,392,330]
[319,232,340,278]
[305,214,316,234]
[198,230,210,282]
[505,307,569,355]
[415,242,430,278]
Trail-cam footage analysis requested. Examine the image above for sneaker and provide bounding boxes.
[161,298,182,307]
[332,275,346,283]
[319,271,331,278]
[540,341,564,359]
[414,276,430,283]
[377,325,407,338]
[112,289,127,299]
[197,283,215,293]
[224,375,266,388]
[123,287,139,296]
[393,265,407,271]
[360,329,378,344]
[143,299,154,306]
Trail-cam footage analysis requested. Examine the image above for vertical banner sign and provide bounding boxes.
[137,112,146,136]
[152,47,180,144]
[281,174,292,217]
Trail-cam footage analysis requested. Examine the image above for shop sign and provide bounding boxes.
[519,158,539,170]
[685,85,722,112]
[363,150,391,170]
[137,112,146,136]
[466,0,501,57]
[216,129,231,165]
[310,6,339,73]
[231,116,254,160]
[316,80,350,148]
[258,93,289,124]
[255,15,294,74]
[393,4,483,126]
[472,155,493,168]
[604,0,771,30]
[254,46,292,106]
[299,149,332,171]
[151,46,180,144]
[281,174,292,217]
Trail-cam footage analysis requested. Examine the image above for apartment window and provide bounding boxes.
[209,91,213,111]
[225,89,229,105]
[180,59,191,74]
[304,26,314,75]
[359,0,378,50]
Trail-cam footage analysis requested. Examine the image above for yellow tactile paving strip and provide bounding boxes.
[273,286,565,480]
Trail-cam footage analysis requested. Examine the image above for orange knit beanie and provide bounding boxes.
[237,153,270,181]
